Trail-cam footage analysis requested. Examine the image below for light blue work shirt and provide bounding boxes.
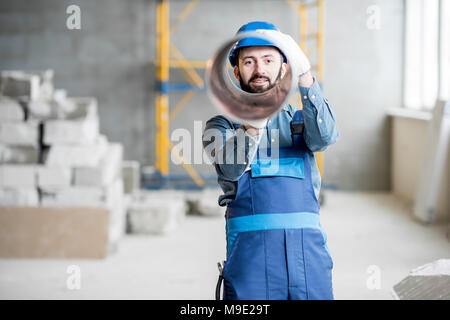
[202,79,339,207]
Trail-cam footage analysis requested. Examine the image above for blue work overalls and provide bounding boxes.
[222,110,334,300]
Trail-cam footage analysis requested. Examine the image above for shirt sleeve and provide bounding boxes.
[203,116,262,181]
[299,79,340,152]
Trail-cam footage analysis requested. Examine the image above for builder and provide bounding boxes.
[203,21,339,300]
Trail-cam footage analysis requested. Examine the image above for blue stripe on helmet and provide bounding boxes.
[229,21,287,67]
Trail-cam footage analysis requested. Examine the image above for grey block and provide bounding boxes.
[40,185,105,208]
[27,100,55,121]
[2,69,54,102]
[43,116,99,145]
[0,71,41,101]
[27,89,71,121]
[44,135,108,167]
[51,89,76,115]
[0,165,36,188]
[65,97,98,120]
[42,96,99,144]
[0,121,39,146]
[392,259,450,300]
[29,69,54,102]
[0,96,25,122]
[0,187,39,206]
[40,177,124,210]
[36,165,73,189]
[28,96,97,122]
[0,144,39,164]
[74,143,123,187]
[127,190,186,234]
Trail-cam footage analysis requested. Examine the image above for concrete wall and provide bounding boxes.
[0,0,156,166]
[323,0,404,190]
[0,0,404,191]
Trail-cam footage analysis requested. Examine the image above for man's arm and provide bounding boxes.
[202,116,261,181]
[298,71,340,152]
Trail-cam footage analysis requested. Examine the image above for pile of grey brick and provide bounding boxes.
[392,259,450,300]
[125,188,223,235]
[127,189,187,234]
[126,187,225,234]
[0,70,126,246]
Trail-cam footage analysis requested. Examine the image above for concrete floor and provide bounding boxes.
[0,191,448,300]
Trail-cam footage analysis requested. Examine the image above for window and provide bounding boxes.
[404,0,450,110]
[440,0,450,100]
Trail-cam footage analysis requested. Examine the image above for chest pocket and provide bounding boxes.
[251,152,305,179]
[251,109,306,179]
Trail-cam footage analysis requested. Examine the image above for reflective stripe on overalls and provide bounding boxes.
[222,110,334,300]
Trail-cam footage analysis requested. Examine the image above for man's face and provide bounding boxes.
[234,46,287,93]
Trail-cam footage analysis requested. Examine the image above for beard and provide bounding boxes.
[239,66,283,93]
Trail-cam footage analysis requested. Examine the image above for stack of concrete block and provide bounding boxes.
[0,70,51,102]
[127,189,187,234]
[0,89,40,206]
[38,94,125,248]
[0,70,126,250]
[392,259,450,300]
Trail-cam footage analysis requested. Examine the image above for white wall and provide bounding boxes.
[391,112,450,223]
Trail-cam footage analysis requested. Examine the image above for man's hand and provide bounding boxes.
[254,29,312,84]
[298,70,314,88]
[280,33,311,78]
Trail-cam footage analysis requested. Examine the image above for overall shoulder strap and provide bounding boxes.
[232,123,241,130]
[290,109,304,135]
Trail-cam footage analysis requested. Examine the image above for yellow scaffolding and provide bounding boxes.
[287,0,325,178]
[155,0,170,178]
[155,0,205,186]
[154,0,325,186]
